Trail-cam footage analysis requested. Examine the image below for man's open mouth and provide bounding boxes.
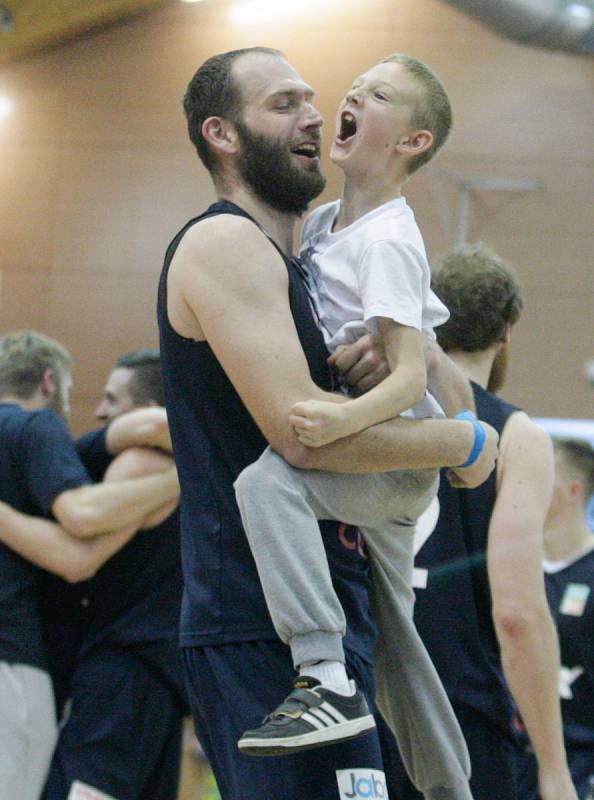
[337,111,357,143]
[290,142,320,159]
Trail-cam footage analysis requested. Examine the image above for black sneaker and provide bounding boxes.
[237,676,376,757]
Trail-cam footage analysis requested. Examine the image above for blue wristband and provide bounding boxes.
[455,410,486,468]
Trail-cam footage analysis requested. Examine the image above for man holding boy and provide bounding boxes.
[158,47,496,800]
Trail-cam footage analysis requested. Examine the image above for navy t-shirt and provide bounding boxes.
[545,547,594,746]
[0,404,91,670]
[157,201,376,662]
[411,383,519,737]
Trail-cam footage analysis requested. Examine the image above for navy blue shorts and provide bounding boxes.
[43,645,185,800]
[183,640,388,800]
[378,702,520,800]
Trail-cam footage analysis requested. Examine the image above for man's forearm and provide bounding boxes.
[425,340,475,418]
[53,468,180,538]
[0,502,137,582]
[497,604,568,770]
[290,416,475,473]
[105,408,172,454]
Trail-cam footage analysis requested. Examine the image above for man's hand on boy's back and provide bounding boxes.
[328,334,390,396]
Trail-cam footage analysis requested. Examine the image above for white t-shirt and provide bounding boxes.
[300,196,449,419]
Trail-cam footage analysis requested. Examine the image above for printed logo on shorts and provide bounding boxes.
[67,781,118,800]
[560,582,590,616]
[336,768,387,799]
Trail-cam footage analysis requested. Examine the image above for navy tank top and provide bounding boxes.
[412,382,519,736]
[157,201,375,661]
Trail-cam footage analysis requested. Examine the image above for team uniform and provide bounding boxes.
[158,201,390,800]
[0,404,91,800]
[43,427,187,800]
[518,547,594,800]
[381,383,523,800]
[234,197,474,799]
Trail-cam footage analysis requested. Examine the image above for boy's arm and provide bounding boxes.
[488,412,577,800]
[290,319,427,446]
[172,216,494,479]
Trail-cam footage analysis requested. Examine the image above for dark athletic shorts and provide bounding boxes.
[183,640,388,800]
[43,645,185,800]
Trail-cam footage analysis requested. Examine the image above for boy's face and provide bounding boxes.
[331,61,421,177]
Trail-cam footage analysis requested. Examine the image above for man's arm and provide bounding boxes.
[424,337,475,417]
[0,503,137,583]
[52,463,179,538]
[105,407,172,454]
[172,216,493,478]
[488,412,577,800]
[0,449,178,582]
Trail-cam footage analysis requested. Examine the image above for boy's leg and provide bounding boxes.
[184,641,388,800]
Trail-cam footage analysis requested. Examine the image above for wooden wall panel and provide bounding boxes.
[0,0,592,435]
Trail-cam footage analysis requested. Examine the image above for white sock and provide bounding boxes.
[299,660,353,696]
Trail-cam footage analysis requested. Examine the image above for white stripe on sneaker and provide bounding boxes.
[301,711,327,730]
[320,702,348,724]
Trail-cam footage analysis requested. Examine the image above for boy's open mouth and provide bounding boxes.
[337,111,357,142]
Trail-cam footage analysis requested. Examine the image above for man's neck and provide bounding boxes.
[0,393,42,411]
[218,185,297,255]
[335,172,405,231]
[544,514,594,563]
[445,348,497,389]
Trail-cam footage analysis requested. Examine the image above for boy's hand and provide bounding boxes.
[328,334,389,396]
[538,766,578,800]
[446,422,499,488]
[289,400,352,447]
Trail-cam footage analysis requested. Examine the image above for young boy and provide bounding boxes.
[235,54,490,784]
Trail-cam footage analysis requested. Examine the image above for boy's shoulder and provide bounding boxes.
[302,200,340,240]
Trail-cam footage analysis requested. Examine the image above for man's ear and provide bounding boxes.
[396,129,433,158]
[201,116,239,157]
[40,368,56,398]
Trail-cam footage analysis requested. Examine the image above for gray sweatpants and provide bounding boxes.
[235,447,472,800]
[0,662,58,800]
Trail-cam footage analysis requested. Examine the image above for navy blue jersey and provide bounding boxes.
[411,383,519,736]
[157,201,375,662]
[545,547,594,746]
[0,404,90,669]
[74,427,183,649]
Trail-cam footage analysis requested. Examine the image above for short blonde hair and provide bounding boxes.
[0,330,71,399]
[381,53,452,175]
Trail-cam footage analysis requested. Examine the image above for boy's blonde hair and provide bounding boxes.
[382,54,452,175]
[0,330,72,399]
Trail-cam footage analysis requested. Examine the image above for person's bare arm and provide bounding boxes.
[103,446,179,529]
[488,412,577,800]
[52,464,179,539]
[290,320,426,447]
[0,502,137,583]
[171,216,492,477]
[424,337,475,417]
[105,407,172,454]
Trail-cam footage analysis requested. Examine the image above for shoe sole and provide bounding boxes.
[237,714,376,757]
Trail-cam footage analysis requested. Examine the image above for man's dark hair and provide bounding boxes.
[116,349,164,407]
[432,242,524,353]
[183,46,284,176]
[553,437,594,503]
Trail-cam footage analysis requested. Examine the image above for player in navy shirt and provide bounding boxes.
[518,438,594,799]
[0,331,180,800]
[159,47,497,800]
[42,349,186,800]
[381,243,577,800]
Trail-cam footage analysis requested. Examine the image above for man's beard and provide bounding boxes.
[235,121,326,215]
[487,343,508,393]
